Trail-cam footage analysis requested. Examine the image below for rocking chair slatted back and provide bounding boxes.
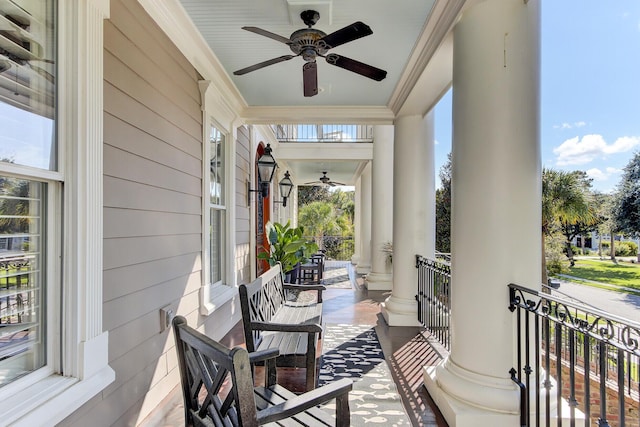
[173,316,258,426]
[241,266,286,349]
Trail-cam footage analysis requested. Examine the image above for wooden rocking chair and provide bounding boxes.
[172,316,352,426]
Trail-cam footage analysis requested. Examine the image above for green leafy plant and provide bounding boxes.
[257,221,318,273]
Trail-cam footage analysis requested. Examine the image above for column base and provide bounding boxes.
[356,263,371,275]
[424,356,521,427]
[364,272,392,290]
[381,295,419,326]
[423,365,520,427]
[424,363,587,427]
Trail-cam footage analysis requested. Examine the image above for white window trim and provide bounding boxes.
[0,1,115,425]
[199,81,238,315]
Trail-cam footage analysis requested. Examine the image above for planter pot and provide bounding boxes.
[284,263,300,283]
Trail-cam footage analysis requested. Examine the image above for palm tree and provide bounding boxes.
[541,169,597,285]
[298,201,342,248]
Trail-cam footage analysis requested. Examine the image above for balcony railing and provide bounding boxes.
[304,235,354,262]
[272,124,373,143]
[416,255,451,351]
[509,283,640,426]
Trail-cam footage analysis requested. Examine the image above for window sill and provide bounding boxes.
[0,365,115,426]
[200,284,237,316]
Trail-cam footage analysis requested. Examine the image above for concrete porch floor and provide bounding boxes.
[142,263,448,426]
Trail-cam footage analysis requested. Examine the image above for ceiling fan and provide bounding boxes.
[233,10,387,97]
[304,171,345,187]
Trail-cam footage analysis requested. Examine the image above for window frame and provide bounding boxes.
[199,80,237,315]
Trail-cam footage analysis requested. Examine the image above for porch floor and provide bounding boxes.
[146,262,448,426]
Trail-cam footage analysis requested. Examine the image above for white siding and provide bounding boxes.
[235,125,252,284]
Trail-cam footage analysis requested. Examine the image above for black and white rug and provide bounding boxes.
[322,262,355,289]
[319,324,410,426]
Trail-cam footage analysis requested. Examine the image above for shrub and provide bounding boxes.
[611,241,638,257]
[546,233,570,275]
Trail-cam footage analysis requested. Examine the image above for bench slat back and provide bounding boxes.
[239,264,286,352]
[173,316,259,427]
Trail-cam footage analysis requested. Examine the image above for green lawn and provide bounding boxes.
[567,259,640,290]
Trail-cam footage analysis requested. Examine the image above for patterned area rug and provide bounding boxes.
[319,324,410,426]
[322,262,354,289]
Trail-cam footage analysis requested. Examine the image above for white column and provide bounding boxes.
[351,177,361,264]
[366,125,394,290]
[382,112,435,326]
[356,163,372,274]
[423,1,540,426]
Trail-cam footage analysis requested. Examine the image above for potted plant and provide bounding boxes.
[258,221,319,282]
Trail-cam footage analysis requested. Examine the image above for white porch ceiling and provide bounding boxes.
[178,0,436,107]
[171,0,463,185]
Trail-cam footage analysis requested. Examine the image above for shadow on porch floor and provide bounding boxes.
[143,263,448,426]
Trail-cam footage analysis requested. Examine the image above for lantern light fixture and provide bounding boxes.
[247,143,278,206]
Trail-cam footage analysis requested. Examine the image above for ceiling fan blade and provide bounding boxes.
[325,53,387,81]
[233,55,296,75]
[303,62,318,97]
[320,21,372,49]
[241,26,292,45]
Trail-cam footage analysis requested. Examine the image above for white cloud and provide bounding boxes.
[586,168,608,181]
[586,167,620,180]
[553,134,640,166]
[553,121,587,130]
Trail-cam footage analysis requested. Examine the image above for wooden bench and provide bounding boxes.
[239,263,325,391]
[172,315,352,426]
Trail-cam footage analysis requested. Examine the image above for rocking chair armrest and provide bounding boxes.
[250,321,323,334]
[283,283,326,292]
[248,348,280,364]
[249,348,279,387]
[256,378,353,425]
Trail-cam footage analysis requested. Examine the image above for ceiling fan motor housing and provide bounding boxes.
[289,28,328,60]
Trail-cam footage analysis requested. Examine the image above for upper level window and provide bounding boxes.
[209,125,225,286]
[0,1,56,171]
[0,0,56,388]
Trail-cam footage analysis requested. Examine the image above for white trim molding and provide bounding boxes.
[61,0,114,387]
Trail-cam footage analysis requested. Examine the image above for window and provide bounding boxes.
[209,125,225,287]
[0,1,113,423]
[0,0,56,389]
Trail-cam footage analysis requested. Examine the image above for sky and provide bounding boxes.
[434,1,640,193]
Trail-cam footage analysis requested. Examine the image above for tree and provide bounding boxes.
[557,171,600,263]
[435,153,452,253]
[298,201,342,247]
[592,192,614,259]
[541,169,597,284]
[298,185,331,205]
[613,151,640,261]
[329,189,354,224]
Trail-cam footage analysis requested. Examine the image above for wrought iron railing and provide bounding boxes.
[304,235,354,261]
[416,255,451,351]
[272,124,373,143]
[509,283,640,426]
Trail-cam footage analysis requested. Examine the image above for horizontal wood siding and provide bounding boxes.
[236,126,251,284]
[61,1,238,425]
